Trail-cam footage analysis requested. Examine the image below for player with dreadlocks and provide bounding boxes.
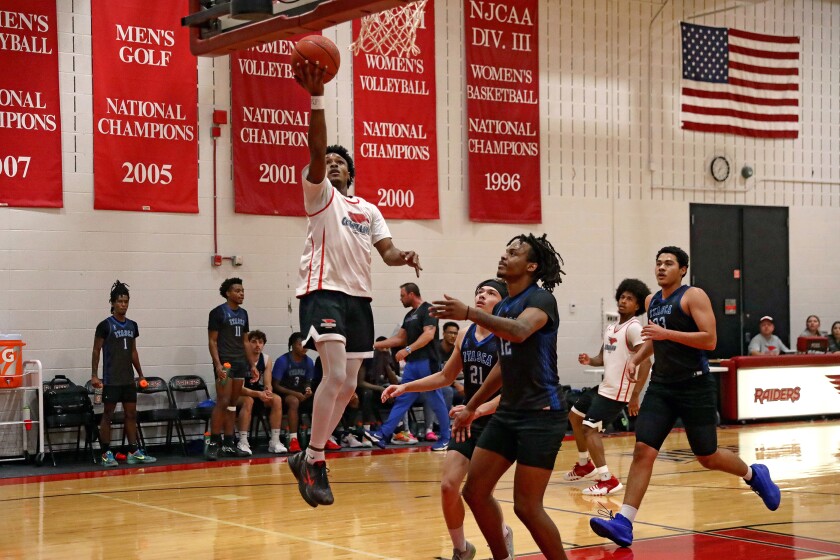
[431,233,570,560]
[91,280,155,467]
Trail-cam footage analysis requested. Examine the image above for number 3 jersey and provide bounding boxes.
[95,316,139,385]
[460,323,500,426]
[598,318,643,402]
[297,171,391,300]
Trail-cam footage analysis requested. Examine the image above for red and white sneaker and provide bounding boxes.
[564,460,598,481]
[288,438,301,453]
[583,476,624,496]
[324,436,341,451]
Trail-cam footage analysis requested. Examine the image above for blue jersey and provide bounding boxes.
[95,316,139,385]
[648,285,710,383]
[460,323,500,425]
[208,304,249,362]
[272,352,315,390]
[495,284,563,411]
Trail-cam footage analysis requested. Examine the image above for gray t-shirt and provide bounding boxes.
[748,334,790,355]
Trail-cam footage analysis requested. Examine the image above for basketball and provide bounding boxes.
[290,35,341,83]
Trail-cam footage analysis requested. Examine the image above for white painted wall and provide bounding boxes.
[1,0,838,390]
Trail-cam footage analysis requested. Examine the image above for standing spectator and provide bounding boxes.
[748,316,791,356]
[207,277,258,459]
[800,315,825,337]
[828,322,840,353]
[272,332,315,453]
[565,278,652,496]
[91,280,155,467]
[368,283,450,451]
[383,279,510,560]
[434,233,569,560]
[589,246,780,548]
[236,330,287,455]
[288,61,421,508]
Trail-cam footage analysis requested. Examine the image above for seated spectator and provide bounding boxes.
[357,339,400,431]
[236,330,287,455]
[800,315,826,337]
[272,332,314,453]
[748,316,791,356]
[828,321,840,353]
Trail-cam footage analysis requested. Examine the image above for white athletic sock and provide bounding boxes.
[618,504,638,522]
[596,465,611,480]
[270,429,281,444]
[448,526,466,551]
[290,433,298,441]
[239,432,248,443]
[578,452,590,465]
[306,446,325,463]
[743,466,753,481]
[502,523,509,537]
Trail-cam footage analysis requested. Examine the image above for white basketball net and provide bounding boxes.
[350,0,428,57]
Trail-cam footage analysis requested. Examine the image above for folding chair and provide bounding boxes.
[135,376,187,455]
[43,377,99,466]
[168,375,214,452]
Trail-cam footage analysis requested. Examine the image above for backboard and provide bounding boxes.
[183,0,420,56]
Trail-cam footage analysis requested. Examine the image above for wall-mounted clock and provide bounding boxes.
[710,156,730,182]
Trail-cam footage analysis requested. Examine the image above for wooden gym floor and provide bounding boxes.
[1,419,838,559]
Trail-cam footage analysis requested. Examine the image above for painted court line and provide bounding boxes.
[95,492,391,558]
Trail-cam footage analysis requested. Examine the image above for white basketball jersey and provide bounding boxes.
[598,317,644,402]
[296,172,391,299]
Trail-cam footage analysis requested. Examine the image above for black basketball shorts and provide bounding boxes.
[299,290,374,358]
[634,373,719,456]
[582,393,629,432]
[477,408,567,470]
[103,383,137,404]
[448,419,488,460]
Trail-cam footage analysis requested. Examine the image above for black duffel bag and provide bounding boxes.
[43,375,93,417]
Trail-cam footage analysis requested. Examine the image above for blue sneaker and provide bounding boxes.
[746,463,781,511]
[365,430,387,449]
[590,512,633,547]
[127,448,157,464]
[101,450,118,467]
[431,439,449,452]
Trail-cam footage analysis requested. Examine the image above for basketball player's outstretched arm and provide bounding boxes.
[431,295,548,343]
[374,238,422,276]
[294,62,326,184]
[381,330,467,400]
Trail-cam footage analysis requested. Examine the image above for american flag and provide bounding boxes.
[680,22,800,139]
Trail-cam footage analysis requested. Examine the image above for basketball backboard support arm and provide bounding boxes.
[183,0,420,56]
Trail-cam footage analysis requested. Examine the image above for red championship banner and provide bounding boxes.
[231,36,312,216]
[352,3,438,219]
[92,2,198,213]
[0,1,62,208]
[465,0,540,223]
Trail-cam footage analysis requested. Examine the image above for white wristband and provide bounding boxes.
[311,96,325,111]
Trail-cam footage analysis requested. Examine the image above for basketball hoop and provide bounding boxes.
[350,0,427,57]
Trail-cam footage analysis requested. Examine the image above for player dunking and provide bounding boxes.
[382,279,513,560]
[288,61,421,507]
[432,234,568,560]
[590,246,781,547]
